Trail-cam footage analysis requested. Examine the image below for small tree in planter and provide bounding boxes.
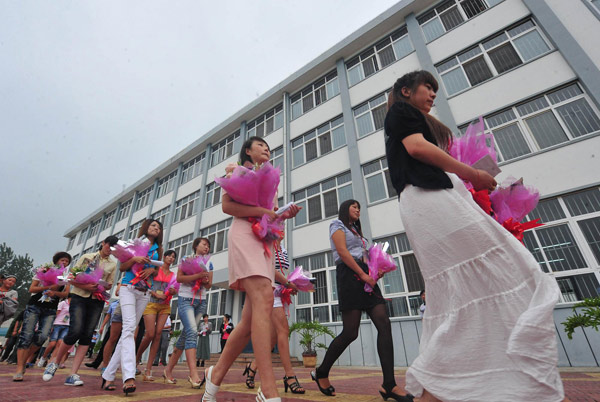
[288,321,335,368]
[562,297,600,339]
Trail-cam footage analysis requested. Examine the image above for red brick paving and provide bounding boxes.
[1,360,599,401]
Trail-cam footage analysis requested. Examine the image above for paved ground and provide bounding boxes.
[2,360,600,401]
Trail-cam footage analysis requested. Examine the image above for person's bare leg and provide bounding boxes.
[100,323,121,369]
[272,307,304,392]
[49,340,70,365]
[15,348,29,375]
[420,390,442,402]
[69,342,89,374]
[136,314,157,367]
[42,341,57,359]
[185,348,202,383]
[26,345,41,364]
[164,347,183,380]
[145,314,168,375]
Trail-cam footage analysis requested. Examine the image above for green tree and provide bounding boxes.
[562,297,600,339]
[0,242,34,312]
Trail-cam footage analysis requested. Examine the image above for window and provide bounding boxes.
[362,158,397,203]
[290,71,339,120]
[353,92,388,137]
[83,247,93,255]
[71,254,79,267]
[458,82,600,162]
[204,181,222,209]
[292,172,353,227]
[151,206,171,226]
[418,0,502,42]
[117,199,133,222]
[135,186,153,212]
[113,230,124,240]
[88,219,101,239]
[168,234,194,262]
[181,153,205,184]
[522,187,600,302]
[291,116,345,168]
[77,228,87,245]
[102,209,116,231]
[156,170,177,199]
[436,20,551,96]
[346,26,413,86]
[247,104,284,138]
[201,218,233,253]
[66,236,75,250]
[270,146,284,171]
[294,251,336,323]
[127,220,144,240]
[173,190,200,224]
[211,131,241,167]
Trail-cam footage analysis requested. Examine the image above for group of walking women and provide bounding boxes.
[200,69,565,402]
[14,69,564,401]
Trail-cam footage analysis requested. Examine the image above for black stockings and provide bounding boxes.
[317,304,396,389]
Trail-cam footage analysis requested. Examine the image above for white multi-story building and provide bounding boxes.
[64,0,600,367]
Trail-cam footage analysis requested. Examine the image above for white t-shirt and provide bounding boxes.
[178,261,214,299]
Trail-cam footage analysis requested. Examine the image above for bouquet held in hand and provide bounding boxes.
[365,242,396,292]
[33,263,67,302]
[179,254,211,303]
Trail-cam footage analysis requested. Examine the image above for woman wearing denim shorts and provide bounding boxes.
[38,297,70,367]
[13,252,71,381]
[163,237,213,388]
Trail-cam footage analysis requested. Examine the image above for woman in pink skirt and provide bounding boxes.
[202,136,300,402]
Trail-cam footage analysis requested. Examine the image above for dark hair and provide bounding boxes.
[338,199,363,238]
[224,313,231,320]
[388,70,452,151]
[193,237,211,254]
[53,252,72,265]
[238,136,270,166]
[203,314,209,319]
[138,219,164,260]
[164,249,177,259]
[103,235,119,247]
[420,289,426,297]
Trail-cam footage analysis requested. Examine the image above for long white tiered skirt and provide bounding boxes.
[400,173,564,402]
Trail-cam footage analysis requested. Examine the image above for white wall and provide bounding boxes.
[152,192,173,211]
[168,218,196,241]
[357,130,386,164]
[290,96,343,140]
[290,147,351,191]
[292,220,332,258]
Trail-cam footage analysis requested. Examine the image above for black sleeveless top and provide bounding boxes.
[384,102,453,194]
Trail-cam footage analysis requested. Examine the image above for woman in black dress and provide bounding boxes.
[311,199,412,401]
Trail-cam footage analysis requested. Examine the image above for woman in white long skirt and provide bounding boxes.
[384,70,565,402]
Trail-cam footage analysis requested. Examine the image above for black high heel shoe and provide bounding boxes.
[283,375,305,394]
[310,370,335,396]
[242,363,256,389]
[378,383,414,401]
[123,379,136,396]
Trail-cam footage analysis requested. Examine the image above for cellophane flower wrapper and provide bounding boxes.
[111,238,151,272]
[449,117,497,189]
[34,264,66,287]
[215,162,280,210]
[252,214,285,242]
[365,243,396,293]
[286,265,315,292]
[180,255,210,303]
[490,177,540,224]
[163,274,180,304]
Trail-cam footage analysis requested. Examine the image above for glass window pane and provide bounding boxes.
[528,198,566,222]
[378,46,396,68]
[563,188,600,216]
[384,169,398,198]
[463,56,493,86]
[319,132,332,155]
[548,84,582,104]
[329,270,338,301]
[525,111,569,149]
[347,65,363,86]
[403,254,425,292]
[296,308,311,323]
[441,68,469,95]
[292,146,304,167]
[439,6,464,30]
[422,18,445,42]
[323,190,339,218]
[535,224,587,271]
[313,306,330,323]
[382,258,405,294]
[313,271,328,304]
[305,140,318,162]
[408,295,421,316]
[385,297,410,318]
[291,102,302,120]
[362,57,378,77]
[302,95,314,114]
[492,123,531,160]
[513,30,550,61]
[308,196,322,223]
[556,99,600,138]
[337,184,353,205]
[578,217,600,264]
[326,78,340,98]
[461,0,487,18]
[392,36,413,59]
[331,305,342,322]
[556,277,578,302]
[487,43,522,74]
[331,126,346,148]
[294,200,307,226]
[372,105,387,131]
[355,113,374,137]
[297,290,310,305]
[366,174,387,203]
[522,231,548,272]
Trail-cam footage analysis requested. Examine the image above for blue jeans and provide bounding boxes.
[63,294,105,346]
[176,298,207,350]
[16,305,56,349]
[49,325,70,342]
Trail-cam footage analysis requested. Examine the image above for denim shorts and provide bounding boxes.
[49,324,70,342]
[16,304,56,349]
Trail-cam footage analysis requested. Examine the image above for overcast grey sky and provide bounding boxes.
[0,0,399,267]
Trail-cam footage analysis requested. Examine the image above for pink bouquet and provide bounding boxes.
[70,257,110,302]
[365,242,396,293]
[111,238,151,271]
[180,254,211,303]
[215,162,280,210]
[449,117,497,167]
[490,177,540,224]
[161,273,180,305]
[274,266,315,314]
[34,263,66,287]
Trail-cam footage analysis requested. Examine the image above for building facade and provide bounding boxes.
[64,0,600,367]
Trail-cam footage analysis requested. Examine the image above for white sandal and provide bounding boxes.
[201,366,220,402]
[256,387,281,402]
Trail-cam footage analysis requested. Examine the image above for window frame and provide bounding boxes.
[362,157,397,204]
[291,115,345,168]
[290,71,340,120]
[116,199,133,222]
[156,170,177,199]
[134,186,154,212]
[210,131,242,167]
[204,181,223,209]
[200,218,233,254]
[172,190,201,224]
[247,104,284,138]
[181,152,205,184]
[168,233,194,265]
